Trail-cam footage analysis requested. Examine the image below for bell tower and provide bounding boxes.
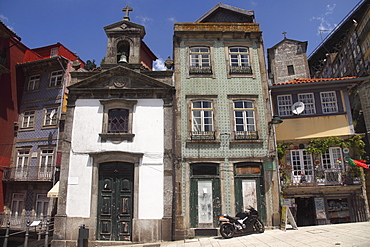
[103,5,146,65]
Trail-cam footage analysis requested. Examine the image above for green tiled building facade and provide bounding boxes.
[172,4,280,239]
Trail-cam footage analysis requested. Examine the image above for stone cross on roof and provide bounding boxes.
[122,5,133,21]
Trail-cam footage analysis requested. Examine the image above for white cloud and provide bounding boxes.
[0,14,9,21]
[153,58,167,71]
[250,1,258,7]
[310,4,337,36]
[168,17,177,23]
[135,15,153,25]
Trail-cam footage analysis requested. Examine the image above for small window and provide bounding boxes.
[27,75,40,91]
[320,91,338,113]
[287,65,295,75]
[189,47,211,74]
[50,47,59,57]
[49,71,63,87]
[44,107,58,126]
[21,110,36,128]
[229,47,252,74]
[108,109,129,133]
[100,99,137,142]
[235,164,261,175]
[277,95,292,116]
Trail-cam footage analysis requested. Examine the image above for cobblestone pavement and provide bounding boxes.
[125,222,370,247]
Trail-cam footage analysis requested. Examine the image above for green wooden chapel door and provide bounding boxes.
[97,162,134,241]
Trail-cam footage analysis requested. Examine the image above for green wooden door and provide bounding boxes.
[234,163,266,222]
[97,162,133,241]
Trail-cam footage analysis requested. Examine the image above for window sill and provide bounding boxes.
[230,139,263,144]
[41,125,58,130]
[99,133,135,143]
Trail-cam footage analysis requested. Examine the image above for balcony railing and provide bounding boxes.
[190,131,216,141]
[189,66,212,74]
[3,166,53,181]
[230,66,252,74]
[234,131,258,140]
[0,213,51,230]
[281,168,362,187]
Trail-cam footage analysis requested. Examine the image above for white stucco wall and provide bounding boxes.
[66,99,164,219]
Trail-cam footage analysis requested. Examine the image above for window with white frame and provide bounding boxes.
[16,150,29,179]
[298,93,316,115]
[290,149,314,183]
[11,193,25,216]
[27,75,40,91]
[43,107,58,126]
[35,194,49,217]
[21,110,36,128]
[277,95,292,116]
[191,100,214,140]
[233,100,257,140]
[320,91,338,113]
[229,47,251,74]
[39,149,54,179]
[49,70,63,87]
[321,147,342,170]
[189,47,212,74]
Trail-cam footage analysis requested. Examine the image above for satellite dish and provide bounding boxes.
[291,102,305,115]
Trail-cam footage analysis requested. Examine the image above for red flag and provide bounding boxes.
[352,159,370,169]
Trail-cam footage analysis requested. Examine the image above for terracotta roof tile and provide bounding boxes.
[272,77,356,86]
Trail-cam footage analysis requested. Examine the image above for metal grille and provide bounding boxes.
[108,109,129,133]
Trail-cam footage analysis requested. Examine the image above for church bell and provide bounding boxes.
[118,54,128,63]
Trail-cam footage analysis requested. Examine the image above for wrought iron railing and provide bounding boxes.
[189,66,212,74]
[234,131,258,140]
[0,213,51,230]
[190,131,216,141]
[230,66,252,74]
[281,168,362,187]
[3,166,53,181]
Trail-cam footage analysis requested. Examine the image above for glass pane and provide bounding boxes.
[198,181,213,224]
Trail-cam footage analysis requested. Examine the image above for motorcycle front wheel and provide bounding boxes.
[254,219,265,233]
[220,223,235,238]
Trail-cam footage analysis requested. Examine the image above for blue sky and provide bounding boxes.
[1,0,362,70]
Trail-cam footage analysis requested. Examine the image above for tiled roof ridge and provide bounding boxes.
[273,76,356,85]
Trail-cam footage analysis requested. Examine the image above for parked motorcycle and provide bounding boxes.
[218,206,264,238]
